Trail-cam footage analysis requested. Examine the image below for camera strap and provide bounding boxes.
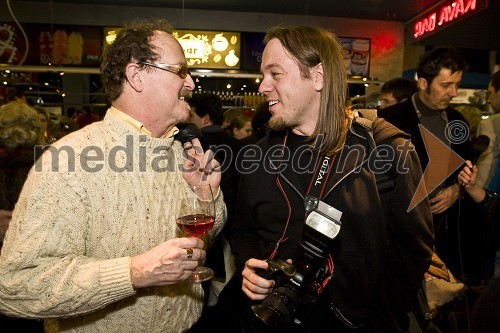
[304,153,337,211]
[269,134,337,264]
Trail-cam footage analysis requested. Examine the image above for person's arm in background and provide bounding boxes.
[458,160,486,203]
[429,183,461,214]
[458,160,498,248]
[475,120,495,189]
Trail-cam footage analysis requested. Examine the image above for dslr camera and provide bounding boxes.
[251,196,342,329]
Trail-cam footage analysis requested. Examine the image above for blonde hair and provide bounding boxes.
[0,102,41,150]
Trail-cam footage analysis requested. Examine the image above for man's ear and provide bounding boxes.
[312,63,324,92]
[417,77,428,91]
[202,114,211,126]
[125,63,144,92]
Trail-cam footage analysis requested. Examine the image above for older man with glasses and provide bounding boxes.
[0,18,226,333]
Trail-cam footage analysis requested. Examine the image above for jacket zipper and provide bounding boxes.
[330,303,364,329]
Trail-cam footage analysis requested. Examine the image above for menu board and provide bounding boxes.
[174,30,241,70]
[104,28,242,70]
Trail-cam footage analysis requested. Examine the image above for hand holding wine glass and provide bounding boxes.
[176,183,216,282]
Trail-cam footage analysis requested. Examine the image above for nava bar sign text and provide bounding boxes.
[408,0,488,41]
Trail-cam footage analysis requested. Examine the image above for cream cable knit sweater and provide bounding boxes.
[0,111,226,333]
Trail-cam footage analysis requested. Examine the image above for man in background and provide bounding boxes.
[379,77,418,109]
[378,46,472,277]
[476,70,500,193]
[187,93,243,333]
[75,105,100,128]
[475,70,500,278]
[187,93,243,221]
[6,86,29,105]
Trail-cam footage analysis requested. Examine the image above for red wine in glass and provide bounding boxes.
[176,214,215,238]
[176,183,216,282]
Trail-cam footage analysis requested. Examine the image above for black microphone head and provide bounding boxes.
[174,123,203,144]
[174,122,209,151]
[471,135,490,164]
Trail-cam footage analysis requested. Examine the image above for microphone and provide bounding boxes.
[470,135,490,165]
[459,135,490,195]
[174,122,209,151]
[174,123,203,144]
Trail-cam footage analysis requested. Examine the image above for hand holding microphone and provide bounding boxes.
[470,135,490,165]
[458,135,489,188]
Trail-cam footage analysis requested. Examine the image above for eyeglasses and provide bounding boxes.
[139,62,190,79]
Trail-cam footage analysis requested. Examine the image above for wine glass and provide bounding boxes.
[176,183,215,282]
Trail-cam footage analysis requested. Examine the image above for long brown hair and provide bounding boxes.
[264,25,347,155]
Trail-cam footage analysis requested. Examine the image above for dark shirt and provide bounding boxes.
[201,124,243,221]
[76,113,100,128]
[0,147,38,210]
[199,124,243,278]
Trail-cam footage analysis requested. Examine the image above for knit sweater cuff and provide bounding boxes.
[99,257,135,303]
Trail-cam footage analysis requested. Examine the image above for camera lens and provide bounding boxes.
[251,284,301,328]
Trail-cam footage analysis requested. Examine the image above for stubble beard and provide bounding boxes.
[421,89,444,110]
[268,115,288,132]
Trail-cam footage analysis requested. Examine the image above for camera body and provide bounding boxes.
[251,197,342,329]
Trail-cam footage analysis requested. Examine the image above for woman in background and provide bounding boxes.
[0,102,43,216]
[34,106,54,144]
[241,101,271,145]
[227,115,252,140]
[0,101,44,332]
[221,108,243,129]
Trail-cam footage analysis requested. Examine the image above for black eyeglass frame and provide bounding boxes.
[139,62,190,79]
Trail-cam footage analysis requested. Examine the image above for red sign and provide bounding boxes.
[406,0,488,42]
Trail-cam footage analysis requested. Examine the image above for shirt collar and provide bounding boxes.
[109,107,179,138]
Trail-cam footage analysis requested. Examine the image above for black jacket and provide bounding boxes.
[377,97,472,186]
[229,117,434,332]
[377,97,474,274]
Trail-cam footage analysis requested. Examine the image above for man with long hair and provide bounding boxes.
[229,25,433,332]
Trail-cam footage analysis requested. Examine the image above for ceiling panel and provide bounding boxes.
[18,0,500,50]
[27,0,438,21]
